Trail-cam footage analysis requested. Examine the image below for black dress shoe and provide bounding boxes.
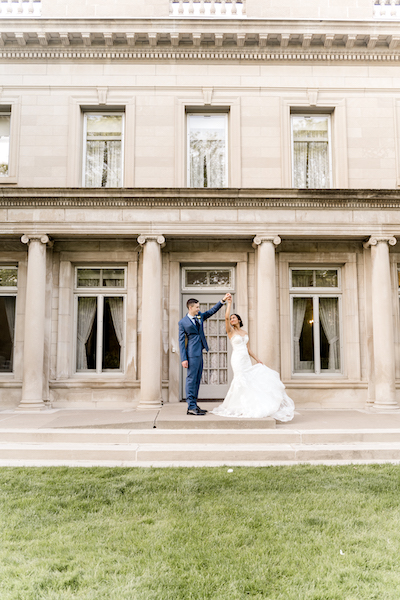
[187,407,206,415]
[197,407,208,414]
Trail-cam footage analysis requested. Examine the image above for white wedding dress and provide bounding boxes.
[211,334,295,421]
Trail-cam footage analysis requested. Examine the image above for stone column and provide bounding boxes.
[365,235,399,411]
[17,235,50,411]
[252,235,281,371]
[137,234,165,409]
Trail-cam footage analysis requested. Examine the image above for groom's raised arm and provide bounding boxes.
[178,321,188,362]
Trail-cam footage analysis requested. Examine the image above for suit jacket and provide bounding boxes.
[178,301,224,361]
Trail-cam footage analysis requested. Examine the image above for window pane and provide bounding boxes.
[102,269,125,287]
[185,270,208,287]
[76,297,97,370]
[85,140,122,187]
[293,297,314,372]
[188,114,227,188]
[292,270,314,288]
[77,269,101,287]
[102,297,123,370]
[0,268,17,287]
[292,116,330,189]
[319,297,340,371]
[209,270,231,287]
[0,296,15,372]
[86,115,123,137]
[0,115,10,177]
[315,270,338,288]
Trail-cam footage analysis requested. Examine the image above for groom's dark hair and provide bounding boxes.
[186,298,199,309]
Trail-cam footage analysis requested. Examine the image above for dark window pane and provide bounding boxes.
[77,269,100,287]
[102,269,125,287]
[0,296,15,372]
[292,270,313,288]
[0,268,17,287]
[319,297,340,371]
[316,270,338,288]
[102,297,123,370]
[209,270,231,286]
[186,270,208,287]
[76,297,97,370]
[293,297,314,372]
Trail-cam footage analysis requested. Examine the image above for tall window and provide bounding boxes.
[290,267,341,375]
[292,114,332,188]
[75,267,126,373]
[187,113,228,188]
[0,267,17,373]
[83,113,124,187]
[0,112,10,178]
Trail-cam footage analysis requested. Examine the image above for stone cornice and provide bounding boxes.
[3,188,400,209]
[1,18,400,60]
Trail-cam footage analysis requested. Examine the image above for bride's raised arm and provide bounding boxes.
[225,298,233,336]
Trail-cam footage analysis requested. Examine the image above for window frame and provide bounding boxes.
[186,111,229,188]
[290,113,333,189]
[73,266,127,375]
[0,110,11,180]
[289,266,343,376]
[0,265,18,375]
[82,111,125,188]
[181,266,235,292]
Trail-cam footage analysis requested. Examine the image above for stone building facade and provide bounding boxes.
[1,0,400,412]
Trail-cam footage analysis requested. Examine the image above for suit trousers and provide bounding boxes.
[185,354,204,410]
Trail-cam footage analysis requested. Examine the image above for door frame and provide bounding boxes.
[168,252,250,403]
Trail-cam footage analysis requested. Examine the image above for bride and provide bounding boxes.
[211,298,295,421]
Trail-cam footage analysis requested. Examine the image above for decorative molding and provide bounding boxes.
[21,234,50,245]
[1,47,400,62]
[137,234,166,247]
[364,235,397,248]
[3,189,400,210]
[97,86,108,105]
[253,235,281,248]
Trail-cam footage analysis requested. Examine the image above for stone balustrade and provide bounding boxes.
[169,0,246,17]
[0,0,41,17]
[373,0,400,18]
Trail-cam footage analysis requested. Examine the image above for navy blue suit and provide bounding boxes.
[179,301,224,410]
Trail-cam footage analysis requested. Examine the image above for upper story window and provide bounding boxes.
[187,113,228,188]
[75,267,126,373]
[169,0,246,17]
[83,113,124,188]
[0,0,41,18]
[291,114,332,189]
[290,267,341,375]
[0,112,10,178]
[0,266,18,374]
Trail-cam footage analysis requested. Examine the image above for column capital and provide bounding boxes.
[363,235,397,249]
[252,235,281,249]
[21,234,51,246]
[137,234,166,248]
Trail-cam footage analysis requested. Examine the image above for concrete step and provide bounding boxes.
[2,434,400,466]
[2,428,400,445]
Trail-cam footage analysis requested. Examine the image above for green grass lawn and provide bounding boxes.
[1,465,400,599]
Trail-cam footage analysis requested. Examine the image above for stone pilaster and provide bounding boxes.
[364,235,399,411]
[17,234,50,411]
[252,235,281,371]
[137,234,165,409]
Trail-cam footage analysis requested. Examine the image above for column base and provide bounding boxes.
[137,400,163,411]
[371,401,400,413]
[15,400,47,412]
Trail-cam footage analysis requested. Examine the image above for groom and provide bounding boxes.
[179,293,232,415]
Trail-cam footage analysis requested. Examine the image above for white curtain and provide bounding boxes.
[3,297,15,345]
[76,297,97,370]
[190,136,225,188]
[292,298,308,371]
[293,141,329,188]
[108,297,124,348]
[85,141,121,187]
[319,297,340,370]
